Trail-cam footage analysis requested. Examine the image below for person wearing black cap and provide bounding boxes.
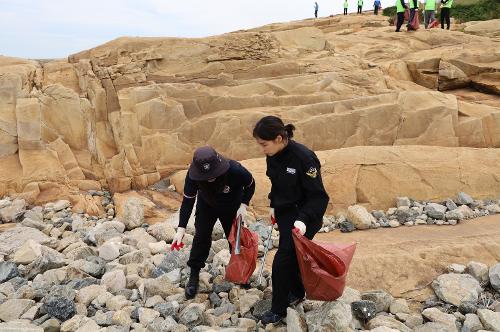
[253,116,329,325]
[171,146,256,299]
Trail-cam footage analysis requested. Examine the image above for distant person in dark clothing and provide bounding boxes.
[314,2,319,18]
[440,0,453,29]
[374,0,382,14]
[395,0,408,32]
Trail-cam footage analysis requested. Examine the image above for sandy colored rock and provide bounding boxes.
[0,15,498,201]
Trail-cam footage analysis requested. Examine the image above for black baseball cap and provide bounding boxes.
[188,146,230,181]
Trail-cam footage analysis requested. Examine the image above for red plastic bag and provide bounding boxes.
[428,20,440,28]
[225,217,259,284]
[410,10,420,30]
[292,230,356,301]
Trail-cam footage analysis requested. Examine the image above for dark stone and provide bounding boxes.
[458,301,477,314]
[8,276,28,290]
[209,292,222,307]
[351,300,377,321]
[130,307,140,321]
[154,302,178,318]
[86,304,98,317]
[154,251,187,275]
[339,221,356,233]
[423,296,444,309]
[252,299,272,320]
[212,280,234,294]
[44,296,76,321]
[0,261,19,283]
[396,208,419,223]
[64,278,98,290]
[372,210,385,219]
[115,288,133,300]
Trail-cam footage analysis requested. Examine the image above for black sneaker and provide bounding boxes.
[185,272,199,300]
[261,310,285,325]
[288,292,305,306]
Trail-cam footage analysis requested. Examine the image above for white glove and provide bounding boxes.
[269,208,275,222]
[172,227,185,247]
[294,220,306,235]
[236,203,248,220]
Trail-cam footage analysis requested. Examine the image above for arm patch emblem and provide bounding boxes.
[306,167,318,178]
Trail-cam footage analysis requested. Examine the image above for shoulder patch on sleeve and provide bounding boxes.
[306,166,318,178]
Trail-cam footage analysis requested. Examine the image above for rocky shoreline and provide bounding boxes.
[0,191,499,331]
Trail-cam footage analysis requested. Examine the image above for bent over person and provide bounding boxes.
[171,146,255,299]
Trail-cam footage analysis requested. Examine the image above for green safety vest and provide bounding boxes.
[442,0,453,8]
[409,0,418,9]
[396,0,405,12]
[344,0,349,8]
[425,0,436,10]
[358,0,363,5]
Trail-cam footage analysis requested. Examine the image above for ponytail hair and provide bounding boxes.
[253,116,295,141]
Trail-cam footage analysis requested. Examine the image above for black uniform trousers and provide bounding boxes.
[357,5,362,14]
[187,201,237,271]
[396,12,405,31]
[344,8,348,15]
[271,206,322,315]
[441,8,450,29]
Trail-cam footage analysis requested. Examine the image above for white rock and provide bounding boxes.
[12,239,43,264]
[121,198,144,230]
[432,273,482,306]
[53,200,71,212]
[448,264,466,274]
[213,249,231,267]
[138,308,160,325]
[347,205,375,230]
[489,263,500,291]
[101,270,126,293]
[148,241,168,255]
[0,299,35,321]
[422,307,457,328]
[477,309,500,332]
[99,242,121,261]
[466,261,489,284]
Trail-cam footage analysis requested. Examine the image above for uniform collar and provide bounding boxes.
[269,140,293,162]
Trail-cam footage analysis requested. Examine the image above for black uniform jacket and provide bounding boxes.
[266,140,329,225]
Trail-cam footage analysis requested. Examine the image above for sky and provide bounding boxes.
[0,0,392,59]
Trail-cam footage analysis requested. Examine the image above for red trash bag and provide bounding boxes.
[410,10,420,30]
[292,230,356,301]
[225,217,259,284]
[428,19,440,28]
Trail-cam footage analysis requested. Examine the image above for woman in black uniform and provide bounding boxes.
[171,146,255,299]
[253,116,329,324]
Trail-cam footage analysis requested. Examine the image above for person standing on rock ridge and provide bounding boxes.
[395,0,408,32]
[374,0,382,15]
[170,146,256,299]
[314,2,319,18]
[440,0,453,30]
[357,0,364,14]
[344,0,349,15]
[424,0,436,28]
[252,116,329,325]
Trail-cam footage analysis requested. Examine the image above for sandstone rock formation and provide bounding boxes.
[1,14,499,213]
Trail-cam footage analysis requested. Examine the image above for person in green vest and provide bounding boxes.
[424,0,436,28]
[395,0,408,32]
[406,0,419,30]
[344,0,349,15]
[440,0,453,29]
[357,0,364,14]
